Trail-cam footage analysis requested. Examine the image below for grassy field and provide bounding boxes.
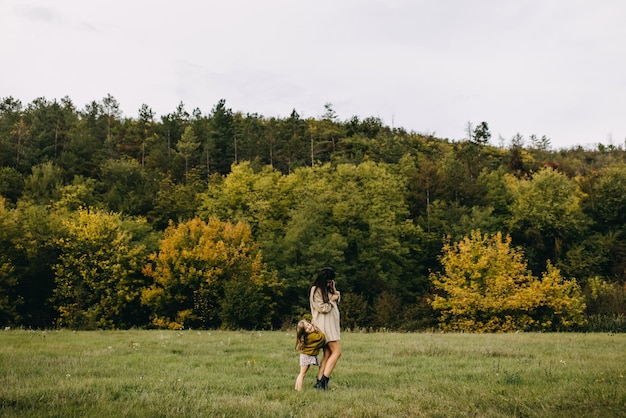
[0,330,625,417]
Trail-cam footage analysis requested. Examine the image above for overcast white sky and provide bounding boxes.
[2,0,625,149]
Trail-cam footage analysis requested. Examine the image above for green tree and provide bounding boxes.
[57,116,106,179]
[176,126,200,178]
[507,167,589,272]
[58,175,99,211]
[476,167,514,217]
[437,147,471,204]
[137,103,156,167]
[22,162,64,205]
[586,164,626,232]
[232,112,267,167]
[0,197,21,325]
[22,97,77,166]
[275,109,308,173]
[318,103,343,159]
[199,162,286,233]
[99,157,155,215]
[101,94,122,155]
[219,266,283,330]
[11,201,65,327]
[0,166,24,204]
[189,109,212,180]
[529,134,552,151]
[209,99,235,175]
[52,209,150,329]
[471,121,491,145]
[0,97,24,168]
[157,102,189,178]
[149,174,204,230]
[430,230,586,332]
[583,277,626,317]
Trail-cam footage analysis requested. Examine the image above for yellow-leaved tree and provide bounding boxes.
[430,230,586,332]
[53,208,149,329]
[141,218,283,330]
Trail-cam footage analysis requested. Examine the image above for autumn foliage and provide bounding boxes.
[141,218,283,330]
[430,230,586,332]
[53,209,149,329]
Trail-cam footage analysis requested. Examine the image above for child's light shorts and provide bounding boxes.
[299,353,319,366]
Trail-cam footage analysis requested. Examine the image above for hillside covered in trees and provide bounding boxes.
[1,95,625,331]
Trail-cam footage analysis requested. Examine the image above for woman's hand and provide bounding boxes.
[329,280,337,292]
[328,280,340,302]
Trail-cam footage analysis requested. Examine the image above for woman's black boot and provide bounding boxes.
[320,375,330,390]
[313,378,322,389]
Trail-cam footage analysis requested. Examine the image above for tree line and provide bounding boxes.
[1,95,625,331]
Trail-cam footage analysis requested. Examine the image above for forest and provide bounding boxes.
[1,94,625,332]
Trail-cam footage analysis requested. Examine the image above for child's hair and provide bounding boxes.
[295,320,310,351]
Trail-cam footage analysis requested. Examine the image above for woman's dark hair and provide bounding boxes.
[311,267,336,303]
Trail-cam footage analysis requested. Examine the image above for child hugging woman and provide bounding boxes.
[294,319,326,391]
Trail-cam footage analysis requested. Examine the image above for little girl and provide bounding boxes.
[294,319,326,391]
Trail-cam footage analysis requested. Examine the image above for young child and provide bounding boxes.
[294,319,326,391]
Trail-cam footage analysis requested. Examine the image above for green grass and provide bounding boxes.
[1,330,625,417]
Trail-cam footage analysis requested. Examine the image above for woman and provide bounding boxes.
[309,267,342,390]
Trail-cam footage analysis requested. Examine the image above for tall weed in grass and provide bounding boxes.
[581,314,626,333]
[1,330,625,417]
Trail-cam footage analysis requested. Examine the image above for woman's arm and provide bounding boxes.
[310,286,334,313]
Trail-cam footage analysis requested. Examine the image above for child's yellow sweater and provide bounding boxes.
[299,331,326,356]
